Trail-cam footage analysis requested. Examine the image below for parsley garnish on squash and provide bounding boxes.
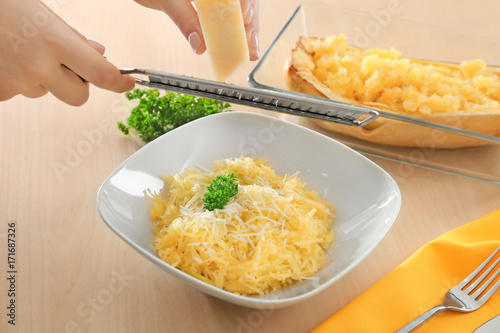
[117,88,231,143]
[203,173,239,211]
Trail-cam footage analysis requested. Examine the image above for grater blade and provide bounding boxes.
[120,68,379,127]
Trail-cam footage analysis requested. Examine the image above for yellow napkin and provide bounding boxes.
[313,209,500,333]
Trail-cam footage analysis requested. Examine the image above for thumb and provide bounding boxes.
[156,0,206,55]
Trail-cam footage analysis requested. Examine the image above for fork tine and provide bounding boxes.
[474,273,500,307]
[457,246,500,289]
[471,257,500,302]
[464,256,500,294]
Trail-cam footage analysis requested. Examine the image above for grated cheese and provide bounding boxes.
[309,34,500,114]
[149,156,335,295]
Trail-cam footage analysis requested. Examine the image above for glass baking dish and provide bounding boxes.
[248,2,500,184]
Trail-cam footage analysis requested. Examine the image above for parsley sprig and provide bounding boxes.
[118,88,231,143]
[203,173,239,211]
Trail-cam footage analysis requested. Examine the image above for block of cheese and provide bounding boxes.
[194,0,249,82]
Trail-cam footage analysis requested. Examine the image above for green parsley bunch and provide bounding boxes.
[118,88,231,143]
[203,173,239,211]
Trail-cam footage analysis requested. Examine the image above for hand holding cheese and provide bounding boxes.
[135,0,260,80]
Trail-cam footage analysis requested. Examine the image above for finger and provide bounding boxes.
[43,64,91,106]
[240,0,260,60]
[21,85,49,99]
[49,6,134,98]
[86,39,106,55]
[38,2,107,59]
[0,72,47,101]
[61,37,135,94]
[39,0,89,42]
[156,0,206,54]
[67,25,106,56]
[0,73,19,101]
[39,4,108,63]
[65,19,105,56]
[0,89,18,102]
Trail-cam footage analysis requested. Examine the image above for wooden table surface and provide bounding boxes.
[1,0,500,332]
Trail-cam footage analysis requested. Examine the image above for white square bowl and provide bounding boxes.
[97,111,401,308]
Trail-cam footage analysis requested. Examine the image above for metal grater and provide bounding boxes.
[120,68,379,127]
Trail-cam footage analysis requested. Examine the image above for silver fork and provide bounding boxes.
[395,246,500,333]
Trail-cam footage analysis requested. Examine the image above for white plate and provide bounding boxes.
[474,315,500,333]
[97,111,401,308]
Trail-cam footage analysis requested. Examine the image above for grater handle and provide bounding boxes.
[120,68,379,127]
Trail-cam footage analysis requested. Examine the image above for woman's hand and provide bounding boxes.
[0,0,135,105]
[134,0,260,60]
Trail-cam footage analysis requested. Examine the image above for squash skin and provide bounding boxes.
[284,37,500,148]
